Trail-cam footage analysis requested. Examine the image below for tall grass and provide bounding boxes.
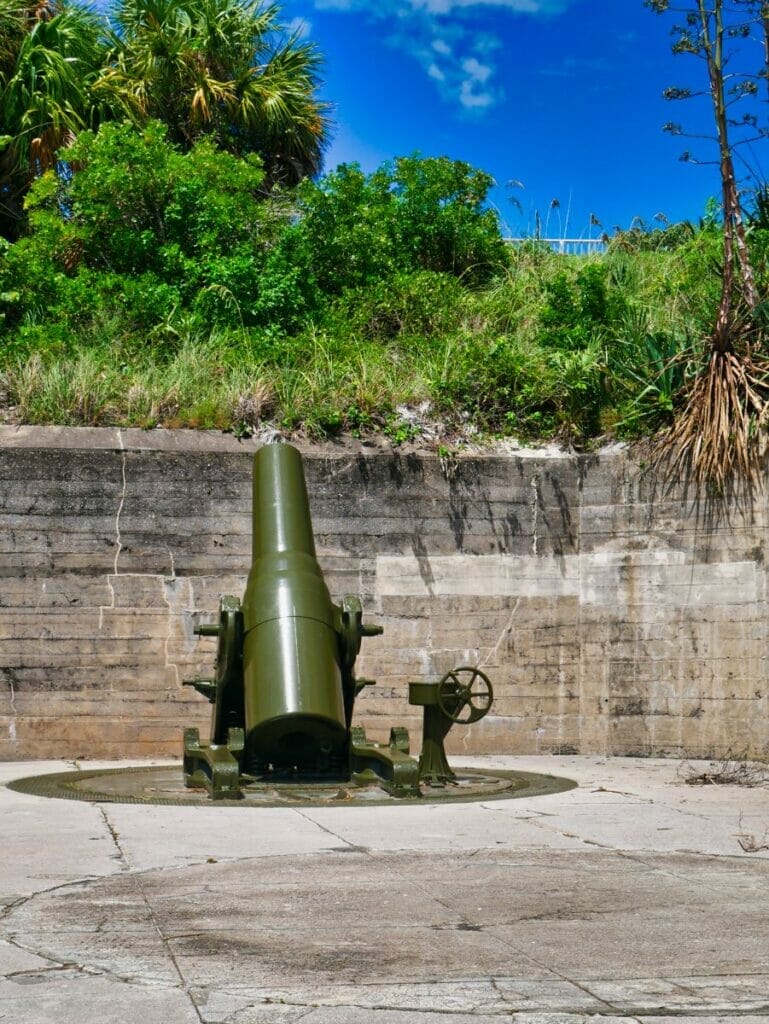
[0,237,728,444]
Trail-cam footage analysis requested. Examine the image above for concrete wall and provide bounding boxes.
[0,426,766,761]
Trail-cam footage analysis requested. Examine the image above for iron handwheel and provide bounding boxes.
[436,667,494,724]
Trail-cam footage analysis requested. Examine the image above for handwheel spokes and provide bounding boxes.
[436,666,494,724]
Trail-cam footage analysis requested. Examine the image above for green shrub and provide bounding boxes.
[279,155,510,299]
[323,271,466,342]
[0,138,755,449]
[539,263,625,350]
[1,122,292,335]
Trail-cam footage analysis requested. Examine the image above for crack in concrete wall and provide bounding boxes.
[113,430,126,577]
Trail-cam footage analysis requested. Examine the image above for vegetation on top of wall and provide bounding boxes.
[0,117,744,447]
[2,0,769,467]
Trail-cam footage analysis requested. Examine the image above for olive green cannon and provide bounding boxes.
[183,443,493,799]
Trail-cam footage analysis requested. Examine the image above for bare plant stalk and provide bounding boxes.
[762,2,769,101]
[649,0,766,493]
[700,0,758,342]
[737,811,769,851]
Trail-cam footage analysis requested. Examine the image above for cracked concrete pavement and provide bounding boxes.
[1,755,769,1024]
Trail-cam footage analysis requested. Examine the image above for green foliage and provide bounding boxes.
[610,310,692,435]
[0,120,732,449]
[324,271,465,342]
[0,0,330,243]
[280,156,509,299]
[609,220,697,252]
[539,263,625,349]
[2,121,294,342]
[100,0,330,183]
[66,121,270,268]
[435,333,554,433]
[0,0,110,238]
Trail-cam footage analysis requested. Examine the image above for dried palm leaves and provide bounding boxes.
[653,345,769,497]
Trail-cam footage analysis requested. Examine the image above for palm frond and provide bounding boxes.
[99,0,329,180]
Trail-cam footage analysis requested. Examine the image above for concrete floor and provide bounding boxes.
[1,755,768,1024]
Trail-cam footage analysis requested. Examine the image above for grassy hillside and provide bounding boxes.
[1,125,758,449]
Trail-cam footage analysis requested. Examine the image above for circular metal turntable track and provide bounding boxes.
[7,764,576,807]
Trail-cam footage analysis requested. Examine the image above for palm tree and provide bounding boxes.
[0,0,108,238]
[99,0,331,185]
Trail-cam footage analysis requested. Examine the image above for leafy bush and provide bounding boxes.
[323,271,466,342]
[0,122,290,341]
[609,220,697,253]
[539,263,626,350]
[0,129,738,449]
[277,155,510,300]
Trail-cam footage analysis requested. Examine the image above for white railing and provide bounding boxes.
[503,237,608,256]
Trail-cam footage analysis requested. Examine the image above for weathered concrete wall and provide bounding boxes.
[0,426,766,761]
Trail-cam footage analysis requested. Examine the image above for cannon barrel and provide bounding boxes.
[240,444,347,772]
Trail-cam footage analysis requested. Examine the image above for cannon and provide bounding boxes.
[183,443,493,799]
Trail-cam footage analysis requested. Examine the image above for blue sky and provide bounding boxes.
[281,0,769,238]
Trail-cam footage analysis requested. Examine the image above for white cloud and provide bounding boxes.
[459,80,494,109]
[431,43,504,111]
[462,56,491,83]
[312,0,575,111]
